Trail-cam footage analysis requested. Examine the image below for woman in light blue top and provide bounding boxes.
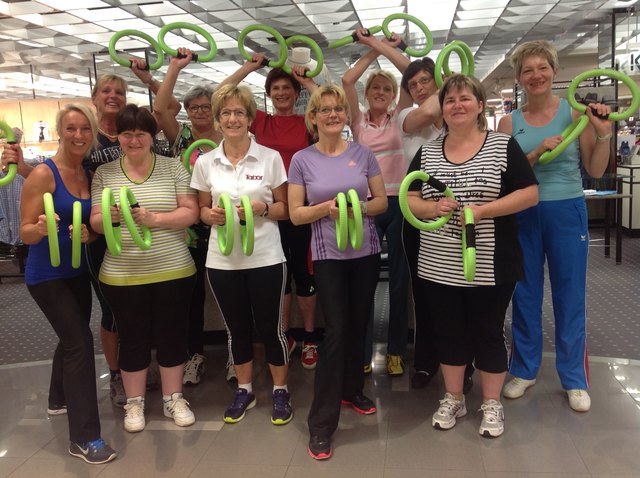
[498,40,613,412]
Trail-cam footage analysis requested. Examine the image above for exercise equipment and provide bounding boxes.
[119,186,152,251]
[0,121,17,187]
[398,171,455,231]
[461,207,476,282]
[237,25,288,68]
[181,139,217,173]
[158,22,217,62]
[434,40,475,88]
[108,30,164,70]
[281,35,324,78]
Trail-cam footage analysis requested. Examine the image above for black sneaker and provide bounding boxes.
[341,395,376,415]
[308,435,332,460]
[411,371,435,390]
[68,438,116,465]
[271,389,293,425]
[223,388,256,423]
[47,403,67,416]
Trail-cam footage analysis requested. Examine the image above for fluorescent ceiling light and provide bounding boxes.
[408,0,457,32]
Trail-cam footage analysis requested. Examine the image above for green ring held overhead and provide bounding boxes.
[237,24,288,68]
[217,193,234,256]
[182,139,217,174]
[240,195,254,256]
[434,40,475,88]
[108,30,164,70]
[101,188,122,256]
[158,22,218,62]
[381,13,433,57]
[399,170,455,231]
[0,120,17,187]
[119,186,152,251]
[568,68,640,122]
[281,35,324,78]
[335,192,348,251]
[461,207,476,283]
[347,189,363,250]
[328,25,383,49]
[43,192,60,267]
[538,115,590,165]
[71,201,82,269]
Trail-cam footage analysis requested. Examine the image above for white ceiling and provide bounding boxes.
[0,0,638,113]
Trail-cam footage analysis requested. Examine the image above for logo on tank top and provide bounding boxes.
[348,160,356,167]
[245,174,263,180]
[513,128,526,137]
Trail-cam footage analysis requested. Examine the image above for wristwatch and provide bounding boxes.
[260,202,270,217]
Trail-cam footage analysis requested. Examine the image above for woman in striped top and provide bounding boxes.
[406,75,538,438]
[89,104,199,434]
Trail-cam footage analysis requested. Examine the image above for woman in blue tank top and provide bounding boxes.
[18,104,116,464]
[498,40,613,413]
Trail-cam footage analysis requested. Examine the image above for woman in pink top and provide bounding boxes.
[342,30,412,376]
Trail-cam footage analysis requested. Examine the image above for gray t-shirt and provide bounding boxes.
[398,106,443,164]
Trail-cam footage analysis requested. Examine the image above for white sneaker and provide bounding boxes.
[432,393,467,430]
[479,399,505,438]
[183,353,206,386]
[124,397,145,433]
[567,389,591,412]
[503,377,536,399]
[163,392,195,427]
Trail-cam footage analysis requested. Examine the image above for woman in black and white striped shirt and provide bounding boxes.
[405,74,538,438]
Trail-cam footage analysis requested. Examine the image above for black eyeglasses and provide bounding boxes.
[407,76,433,92]
[187,104,212,113]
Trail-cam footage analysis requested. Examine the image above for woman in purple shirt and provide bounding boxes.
[288,85,387,460]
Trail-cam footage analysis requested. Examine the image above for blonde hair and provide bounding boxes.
[212,84,257,122]
[509,40,559,78]
[91,74,127,99]
[364,70,399,104]
[55,103,99,149]
[304,84,351,136]
[438,74,488,132]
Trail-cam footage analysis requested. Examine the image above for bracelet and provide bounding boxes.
[596,132,613,142]
[260,202,269,217]
[360,200,367,215]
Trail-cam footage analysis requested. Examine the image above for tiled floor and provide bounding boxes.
[1,346,640,477]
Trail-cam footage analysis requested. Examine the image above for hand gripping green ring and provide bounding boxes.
[71,201,82,269]
[158,22,218,63]
[42,192,60,267]
[0,120,17,187]
[281,35,324,78]
[399,170,456,231]
[119,186,152,251]
[328,26,383,49]
[538,115,590,165]
[239,195,254,256]
[434,41,475,88]
[461,207,476,282]
[568,68,640,122]
[381,13,433,57]
[108,30,164,70]
[347,189,363,250]
[182,139,218,174]
[237,25,288,69]
[217,193,234,256]
[335,192,348,251]
[101,188,122,256]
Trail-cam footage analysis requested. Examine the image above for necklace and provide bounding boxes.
[98,128,118,141]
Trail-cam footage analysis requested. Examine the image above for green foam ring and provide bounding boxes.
[240,195,254,256]
[538,115,590,165]
[101,188,122,256]
[461,207,476,282]
[328,25,383,49]
[108,30,164,70]
[346,189,363,250]
[434,40,475,88]
[157,22,217,63]
[381,13,433,57]
[182,138,217,174]
[217,193,234,256]
[399,170,455,231]
[237,24,288,69]
[0,120,17,187]
[119,186,152,251]
[71,201,82,269]
[335,192,348,251]
[281,35,324,78]
[42,192,60,267]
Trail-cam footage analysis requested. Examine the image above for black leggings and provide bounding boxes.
[279,219,315,296]
[307,254,380,438]
[85,236,115,332]
[101,276,195,371]
[28,275,101,444]
[207,263,287,366]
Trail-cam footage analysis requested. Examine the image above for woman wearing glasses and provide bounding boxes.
[288,85,387,460]
[154,48,223,387]
[190,85,292,426]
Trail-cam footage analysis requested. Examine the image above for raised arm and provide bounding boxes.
[218,53,267,89]
[579,103,613,179]
[130,58,182,117]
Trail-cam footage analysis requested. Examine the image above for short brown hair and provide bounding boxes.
[116,104,157,136]
[212,84,257,122]
[264,68,301,97]
[509,40,559,78]
[438,74,487,132]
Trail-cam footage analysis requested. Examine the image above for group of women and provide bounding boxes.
[0,30,612,463]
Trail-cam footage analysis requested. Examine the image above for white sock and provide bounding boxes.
[163,392,182,402]
[127,396,144,405]
[238,383,252,394]
[273,385,288,393]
